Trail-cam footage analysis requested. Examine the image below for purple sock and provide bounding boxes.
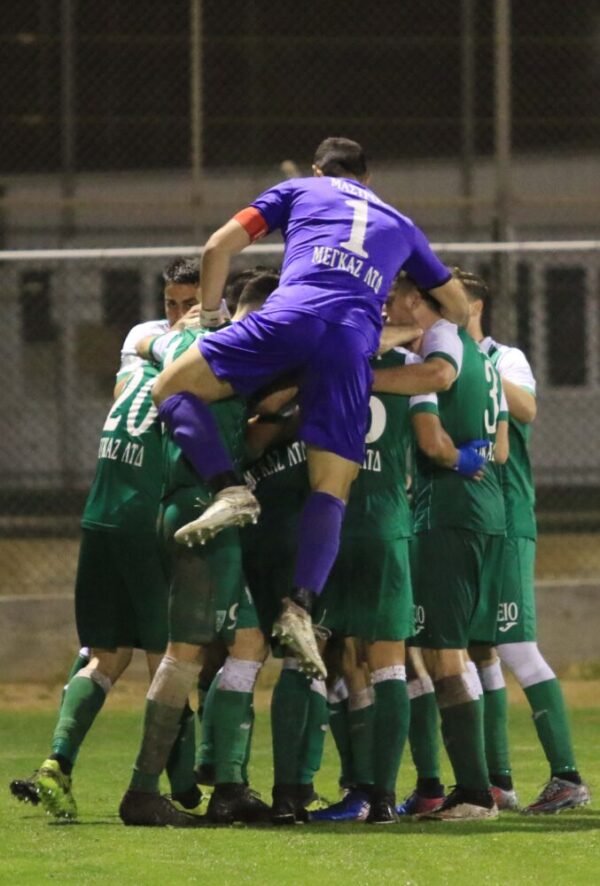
[293,491,346,596]
[158,392,234,481]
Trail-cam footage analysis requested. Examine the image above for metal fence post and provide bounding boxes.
[60,0,76,245]
[493,0,516,342]
[190,0,204,241]
[460,0,475,239]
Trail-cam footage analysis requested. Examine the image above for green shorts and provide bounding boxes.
[75,528,168,652]
[495,536,537,644]
[315,535,414,642]
[242,514,298,639]
[160,492,259,647]
[410,528,505,649]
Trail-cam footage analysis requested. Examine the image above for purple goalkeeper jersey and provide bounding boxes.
[251,176,450,351]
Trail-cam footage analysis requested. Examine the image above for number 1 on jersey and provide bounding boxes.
[340,199,370,258]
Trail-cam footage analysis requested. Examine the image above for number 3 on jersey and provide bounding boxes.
[484,360,501,435]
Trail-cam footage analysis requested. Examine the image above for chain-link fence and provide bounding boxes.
[1,0,599,245]
[1,242,599,600]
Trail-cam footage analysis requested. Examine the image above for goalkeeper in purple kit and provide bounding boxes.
[152,137,469,678]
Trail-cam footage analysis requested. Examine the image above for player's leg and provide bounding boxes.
[310,639,373,823]
[157,312,327,545]
[273,325,371,678]
[270,655,314,824]
[469,643,518,810]
[120,640,203,828]
[206,627,270,824]
[194,642,228,785]
[412,529,496,821]
[9,646,91,807]
[495,537,589,813]
[326,678,354,795]
[397,646,445,816]
[364,640,409,823]
[296,675,329,814]
[35,647,131,820]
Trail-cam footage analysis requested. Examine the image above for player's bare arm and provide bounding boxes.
[429,277,470,327]
[377,323,423,355]
[500,377,537,423]
[200,219,253,320]
[411,412,460,470]
[494,417,510,464]
[371,356,456,395]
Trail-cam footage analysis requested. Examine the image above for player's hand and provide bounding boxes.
[377,323,423,355]
[453,440,488,479]
[200,306,226,329]
[173,303,202,331]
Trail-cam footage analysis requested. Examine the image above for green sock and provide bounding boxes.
[409,691,440,780]
[298,683,328,784]
[51,674,107,765]
[195,671,218,769]
[439,699,489,792]
[131,699,186,793]
[327,698,354,788]
[240,704,255,784]
[166,704,197,796]
[524,678,578,775]
[271,667,311,785]
[373,678,410,793]
[213,689,253,784]
[59,650,91,711]
[483,687,512,778]
[347,697,375,786]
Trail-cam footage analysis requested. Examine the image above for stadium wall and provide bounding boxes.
[0,583,598,682]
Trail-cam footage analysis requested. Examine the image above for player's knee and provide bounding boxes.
[433,670,481,708]
[75,662,113,695]
[229,627,268,663]
[421,647,463,682]
[468,643,497,669]
[498,641,555,688]
[218,656,262,693]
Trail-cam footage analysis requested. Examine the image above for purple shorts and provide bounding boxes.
[199,309,373,464]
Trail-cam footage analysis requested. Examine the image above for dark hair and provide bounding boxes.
[162,257,200,286]
[452,267,490,303]
[237,271,280,309]
[313,137,368,179]
[225,266,278,313]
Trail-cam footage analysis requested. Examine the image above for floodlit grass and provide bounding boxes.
[0,700,598,885]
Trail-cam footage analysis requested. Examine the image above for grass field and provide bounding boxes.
[1,688,598,886]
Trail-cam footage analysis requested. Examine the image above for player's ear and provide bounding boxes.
[312,164,324,177]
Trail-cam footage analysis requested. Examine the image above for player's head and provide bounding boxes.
[232,270,280,322]
[453,267,490,331]
[312,137,369,182]
[162,257,200,326]
[224,266,273,316]
[385,272,421,324]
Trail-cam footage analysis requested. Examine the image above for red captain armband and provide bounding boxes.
[233,207,269,242]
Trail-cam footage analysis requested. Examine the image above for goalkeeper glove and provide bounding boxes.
[454,440,488,477]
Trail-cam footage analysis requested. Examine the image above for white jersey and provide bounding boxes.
[116,319,170,379]
[420,318,464,375]
[480,336,536,394]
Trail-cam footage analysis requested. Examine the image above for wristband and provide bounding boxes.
[200,307,224,329]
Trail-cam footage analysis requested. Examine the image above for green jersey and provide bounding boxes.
[412,322,507,535]
[481,337,537,540]
[244,348,418,539]
[344,348,418,539]
[81,363,162,534]
[152,327,246,499]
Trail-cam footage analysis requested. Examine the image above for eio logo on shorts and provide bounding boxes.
[414,604,426,634]
[497,601,519,633]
